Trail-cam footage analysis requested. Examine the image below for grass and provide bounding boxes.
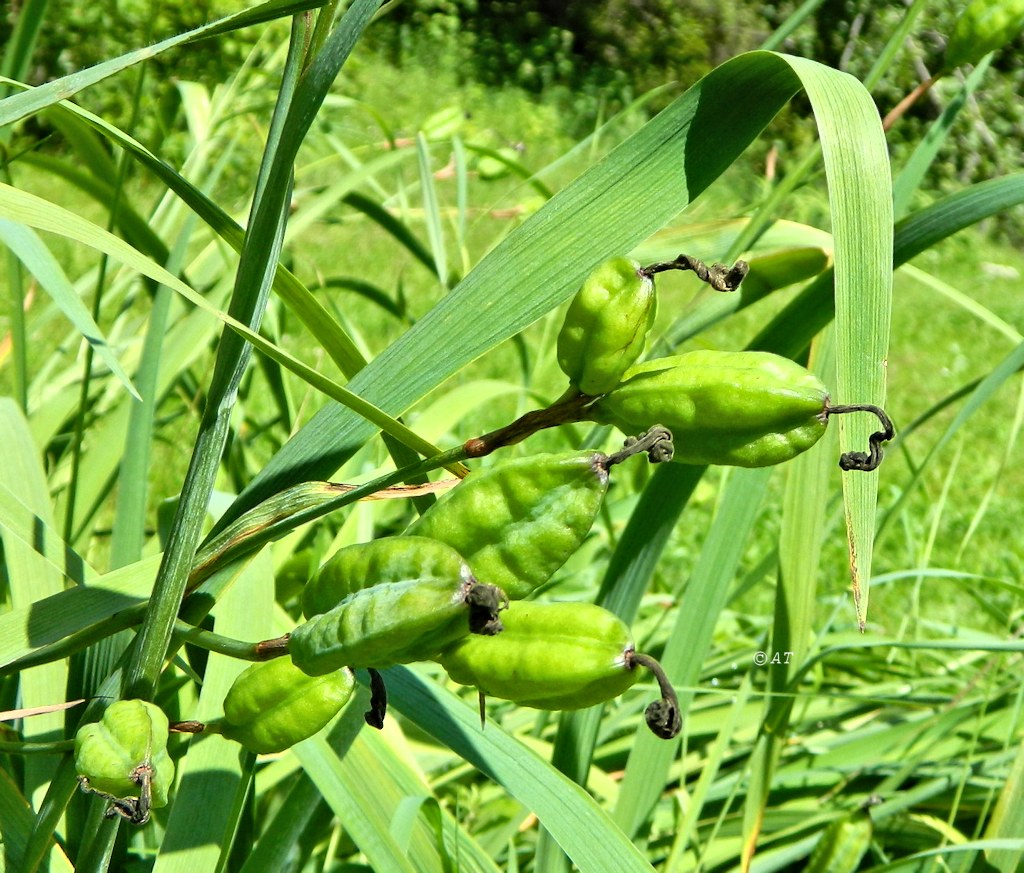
[1,3,1023,872]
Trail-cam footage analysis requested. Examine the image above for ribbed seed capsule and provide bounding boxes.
[591,350,830,468]
[556,257,656,396]
[218,658,355,754]
[438,601,681,738]
[289,575,507,676]
[74,699,175,810]
[439,601,638,708]
[405,450,611,600]
[944,0,1024,69]
[302,536,472,620]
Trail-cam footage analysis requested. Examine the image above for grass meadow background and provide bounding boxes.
[1,0,1023,871]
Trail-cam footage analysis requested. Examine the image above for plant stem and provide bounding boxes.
[176,622,289,661]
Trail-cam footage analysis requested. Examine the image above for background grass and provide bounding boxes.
[1,2,1023,871]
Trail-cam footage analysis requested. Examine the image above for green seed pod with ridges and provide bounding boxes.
[218,658,355,754]
[944,0,1024,69]
[74,699,175,808]
[289,575,507,676]
[556,258,656,396]
[405,450,612,600]
[439,601,639,709]
[591,350,831,468]
[437,600,682,737]
[302,536,473,620]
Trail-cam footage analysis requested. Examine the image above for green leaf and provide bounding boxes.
[417,133,449,287]
[0,183,443,461]
[983,740,1024,872]
[0,400,68,799]
[152,554,274,871]
[0,555,159,674]
[219,52,892,559]
[778,56,892,630]
[382,666,657,873]
[613,467,773,839]
[0,220,139,400]
[0,0,330,128]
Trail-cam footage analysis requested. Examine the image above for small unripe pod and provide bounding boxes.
[556,258,656,396]
[944,0,1024,69]
[302,536,473,620]
[218,658,355,754]
[405,451,613,600]
[289,575,507,676]
[591,350,830,467]
[74,699,175,809]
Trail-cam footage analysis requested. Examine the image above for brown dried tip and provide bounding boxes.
[364,668,388,729]
[466,582,509,635]
[628,651,682,740]
[824,403,896,472]
[604,425,675,469]
[640,254,749,293]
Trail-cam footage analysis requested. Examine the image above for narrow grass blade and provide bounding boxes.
[152,555,274,872]
[982,739,1024,872]
[0,183,444,460]
[664,676,755,872]
[295,714,422,873]
[222,52,890,532]
[0,0,51,90]
[0,220,139,399]
[740,334,838,870]
[383,667,657,873]
[342,190,440,280]
[0,0,329,128]
[237,772,332,873]
[878,339,1024,542]
[0,400,68,801]
[893,58,992,217]
[417,132,449,287]
[28,96,367,377]
[613,467,773,839]
[0,555,160,673]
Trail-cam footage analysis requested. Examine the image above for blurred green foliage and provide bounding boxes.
[1,0,250,149]
[763,0,1024,236]
[375,0,766,116]
[3,0,1022,221]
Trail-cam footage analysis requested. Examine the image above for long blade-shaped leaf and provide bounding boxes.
[219,52,891,546]
[0,220,139,399]
[383,667,656,873]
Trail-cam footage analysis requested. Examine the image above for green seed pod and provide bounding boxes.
[944,0,1024,69]
[289,575,507,676]
[218,658,355,754]
[405,451,614,600]
[74,699,175,809]
[439,601,681,737]
[439,601,639,709]
[302,536,472,620]
[591,350,830,468]
[556,258,656,396]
